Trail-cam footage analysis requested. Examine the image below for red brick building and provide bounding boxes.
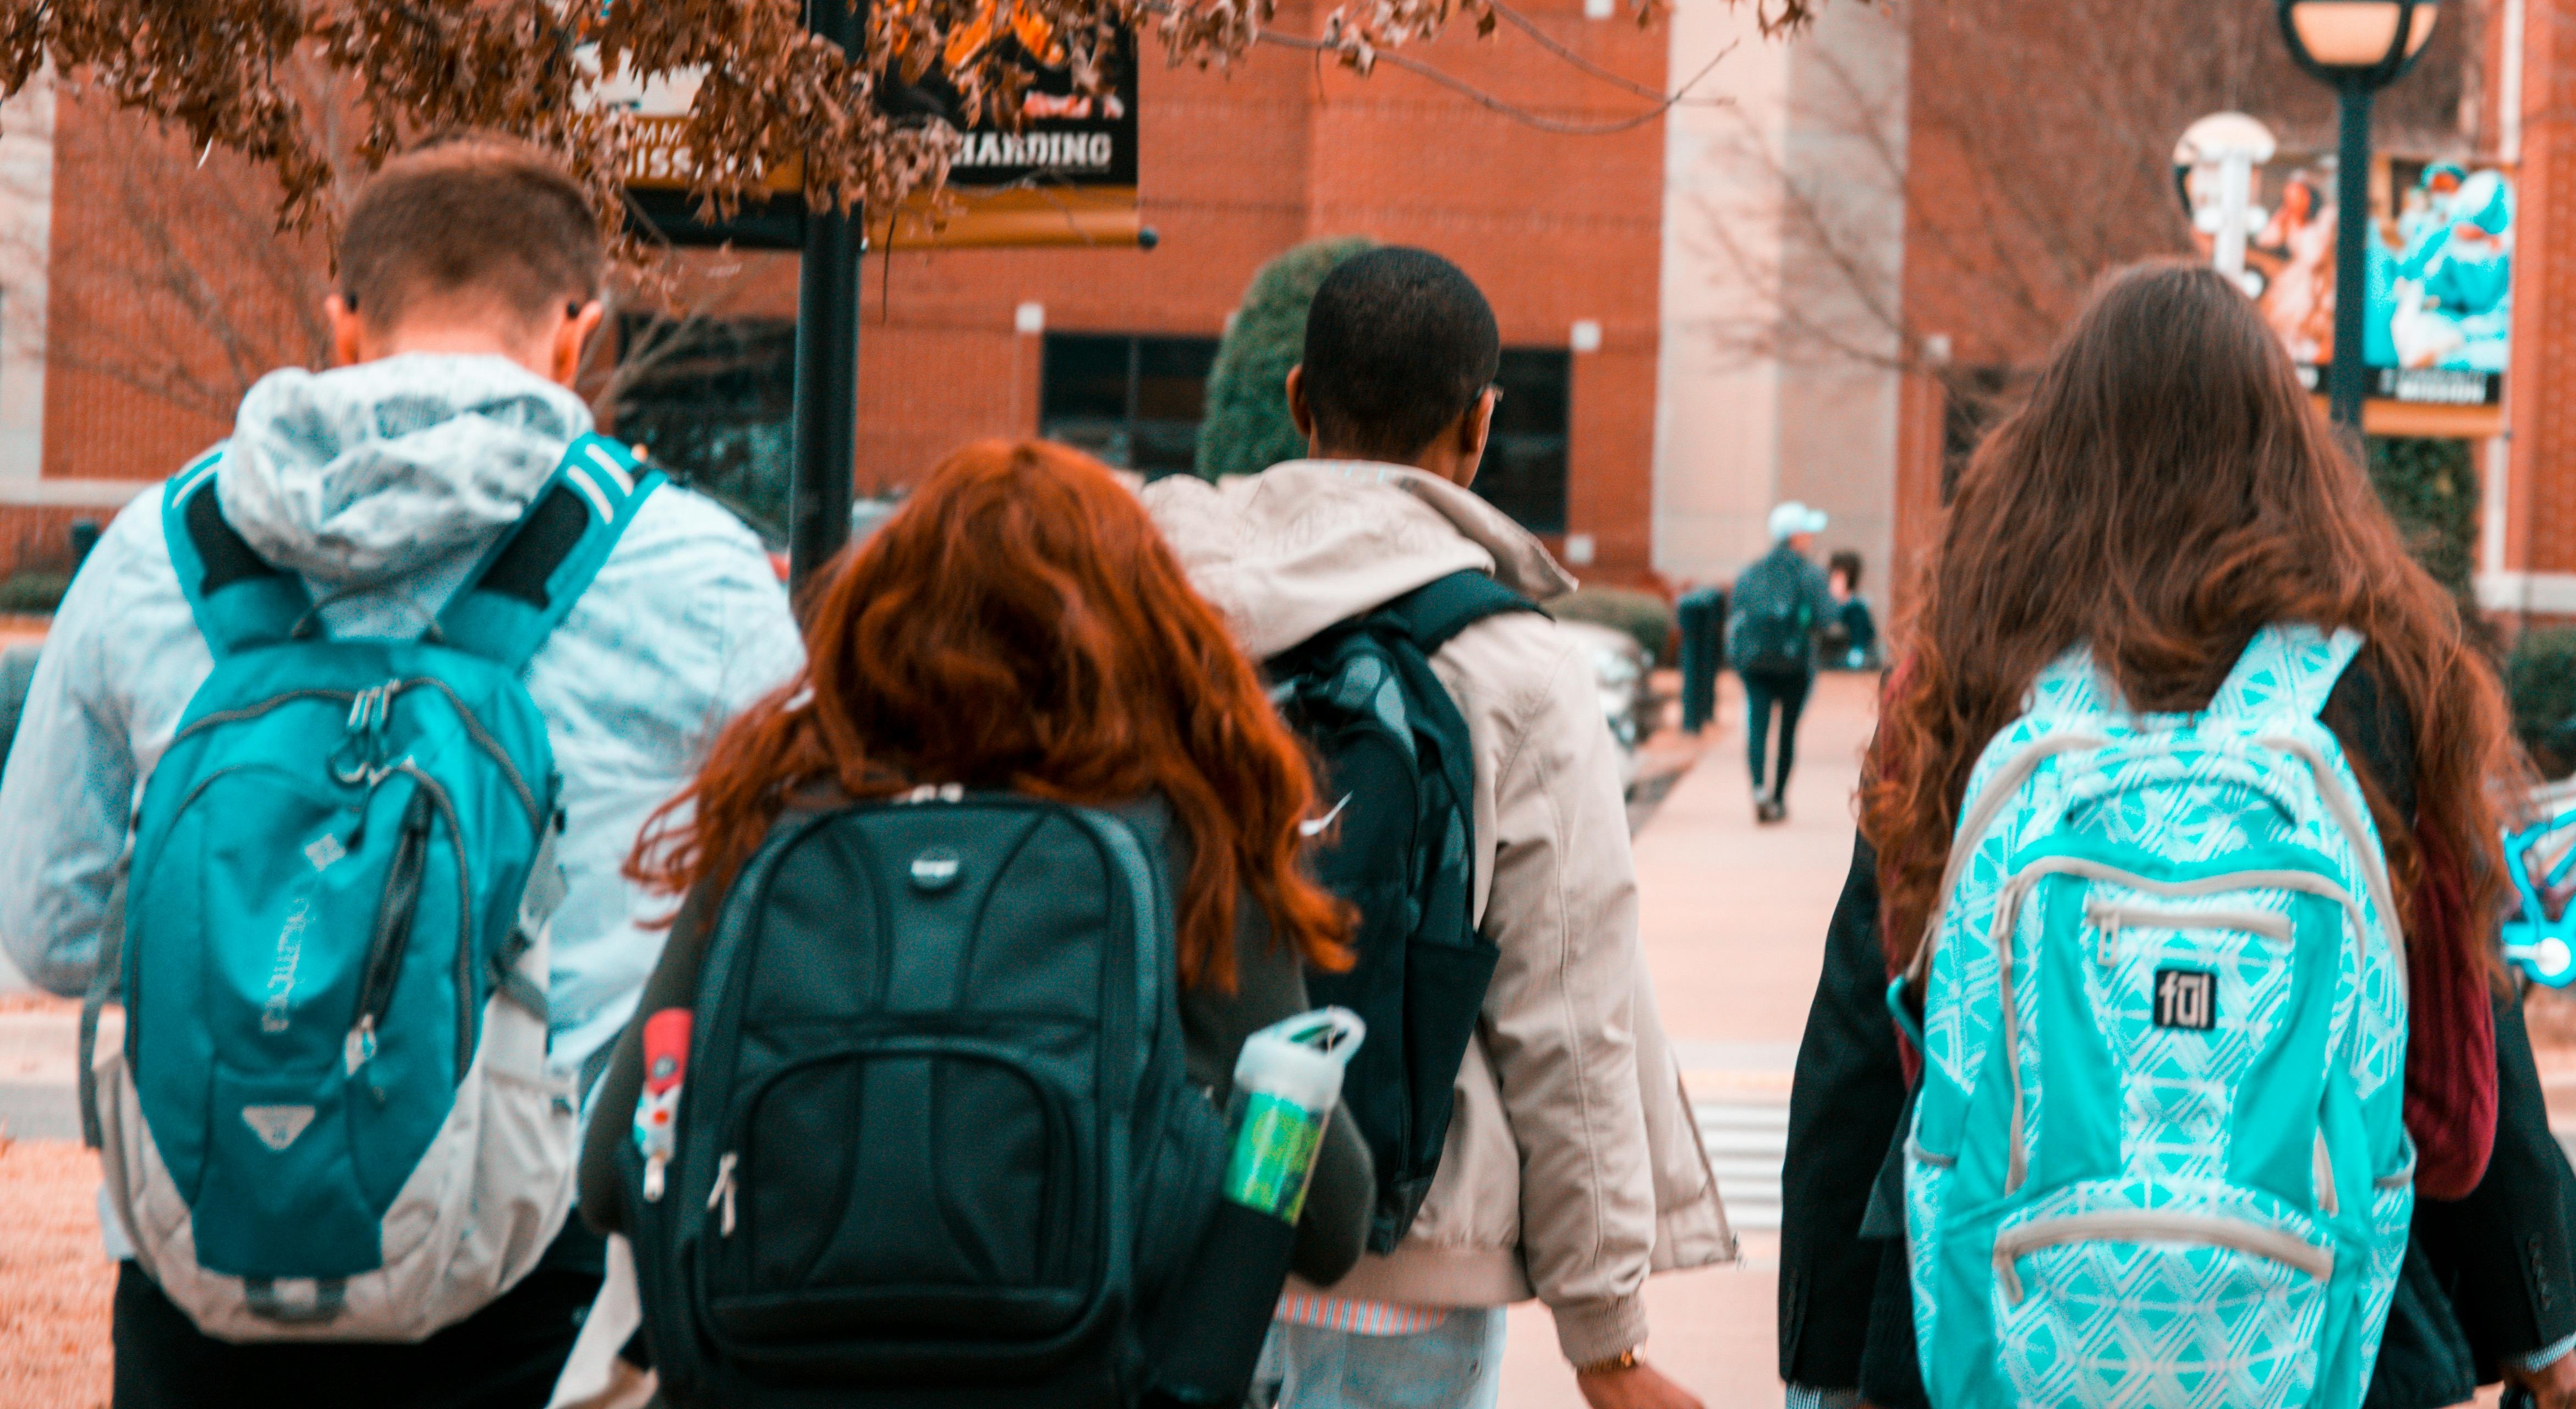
[5,0,1677,584]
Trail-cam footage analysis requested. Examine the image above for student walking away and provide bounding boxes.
[579,440,1376,1408]
[1729,503,1834,824]
[1147,247,1730,1409]
[1779,261,2576,1409]
[0,136,803,1409]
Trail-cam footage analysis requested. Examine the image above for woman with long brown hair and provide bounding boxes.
[1778,262,2576,1408]
[576,440,1372,1402]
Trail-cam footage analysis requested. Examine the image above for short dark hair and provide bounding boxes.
[1828,550,1863,589]
[338,134,604,338]
[1301,247,1500,461]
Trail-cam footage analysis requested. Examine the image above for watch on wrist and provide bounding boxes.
[1577,1348,1642,1376]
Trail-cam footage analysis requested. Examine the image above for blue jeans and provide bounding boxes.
[1248,1309,1507,1409]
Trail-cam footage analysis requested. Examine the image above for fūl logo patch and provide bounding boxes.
[2153,968,2216,1032]
[242,1105,316,1152]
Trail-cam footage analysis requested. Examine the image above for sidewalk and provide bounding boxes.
[1499,671,1879,1409]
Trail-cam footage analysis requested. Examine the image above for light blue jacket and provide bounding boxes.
[0,354,804,1108]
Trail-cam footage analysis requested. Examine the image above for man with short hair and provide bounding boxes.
[1728,502,1836,824]
[1147,248,1729,1409]
[0,134,803,1407]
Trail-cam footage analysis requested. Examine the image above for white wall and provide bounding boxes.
[1653,2,1906,588]
[0,70,47,486]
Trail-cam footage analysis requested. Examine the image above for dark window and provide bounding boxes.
[1040,333,1221,479]
[611,315,797,540]
[1478,349,1571,535]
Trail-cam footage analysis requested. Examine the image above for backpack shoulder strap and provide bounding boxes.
[435,435,663,671]
[1375,569,1542,656]
[2206,623,2363,725]
[161,446,314,659]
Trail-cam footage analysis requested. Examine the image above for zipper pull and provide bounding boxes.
[343,1014,377,1076]
[708,1151,739,1235]
[643,1155,667,1203]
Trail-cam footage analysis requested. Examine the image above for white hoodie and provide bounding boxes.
[1143,462,1731,1366]
[0,355,803,1117]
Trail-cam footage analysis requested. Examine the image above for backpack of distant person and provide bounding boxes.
[1897,625,2411,1408]
[1727,553,1816,676]
[1265,570,1538,1253]
[620,793,1240,1408]
[83,434,659,1341]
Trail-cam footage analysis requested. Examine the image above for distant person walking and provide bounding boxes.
[1728,503,1834,823]
[1821,550,1878,671]
[1780,261,2576,1408]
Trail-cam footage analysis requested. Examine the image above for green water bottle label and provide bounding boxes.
[1223,1090,1325,1222]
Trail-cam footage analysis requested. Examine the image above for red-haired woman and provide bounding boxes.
[577,440,1371,1386]
[1779,263,2576,1408]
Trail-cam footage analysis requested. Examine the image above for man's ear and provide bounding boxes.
[1457,386,1496,460]
[325,294,367,369]
[549,300,607,389]
[1285,365,1318,441]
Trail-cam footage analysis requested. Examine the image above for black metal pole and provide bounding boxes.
[790,0,864,600]
[2328,76,2375,436]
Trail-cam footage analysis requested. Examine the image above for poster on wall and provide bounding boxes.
[596,20,1142,251]
[2180,151,2513,414]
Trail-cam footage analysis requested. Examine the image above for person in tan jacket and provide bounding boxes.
[1143,248,1730,1409]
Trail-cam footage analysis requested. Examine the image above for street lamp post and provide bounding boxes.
[2275,0,2441,435]
[790,0,865,600]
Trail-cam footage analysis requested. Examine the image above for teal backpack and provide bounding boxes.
[84,434,658,1341]
[1898,624,2413,1408]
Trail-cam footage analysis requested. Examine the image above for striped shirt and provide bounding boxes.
[1273,1291,1451,1336]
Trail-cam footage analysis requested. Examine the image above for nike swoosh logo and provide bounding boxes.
[1300,794,1353,838]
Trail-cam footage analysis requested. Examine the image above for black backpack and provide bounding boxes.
[623,794,1239,1408]
[1266,570,1538,1253]
[1727,553,1816,675]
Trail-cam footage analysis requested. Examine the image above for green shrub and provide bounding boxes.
[2511,628,2576,778]
[1554,586,1675,667]
[2367,437,2478,607]
[0,572,68,613]
[1194,237,1375,480]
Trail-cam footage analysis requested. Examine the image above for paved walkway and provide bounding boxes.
[1499,671,1880,1409]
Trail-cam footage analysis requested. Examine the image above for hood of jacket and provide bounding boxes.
[1139,459,1577,660]
[214,353,595,586]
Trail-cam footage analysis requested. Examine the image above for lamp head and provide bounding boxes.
[2277,0,2439,84]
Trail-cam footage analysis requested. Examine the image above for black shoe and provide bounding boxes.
[1756,797,1784,825]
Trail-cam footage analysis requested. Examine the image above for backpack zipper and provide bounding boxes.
[344,788,435,1075]
[1992,1209,2331,1304]
[173,677,541,829]
[2083,901,2292,963]
[388,762,477,1078]
[707,1151,739,1235]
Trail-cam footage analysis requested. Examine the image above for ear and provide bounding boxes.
[1285,365,1316,441]
[325,294,367,369]
[549,300,607,388]
[1455,386,1496,462]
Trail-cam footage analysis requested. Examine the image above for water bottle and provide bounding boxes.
[1145,1008,1365,1408]
[1221,1007,1366,1223]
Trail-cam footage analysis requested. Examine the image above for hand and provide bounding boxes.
[2509,1351,2576,1409]
[1575,1358,1704,1409]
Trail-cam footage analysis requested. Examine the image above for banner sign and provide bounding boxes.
[599,26,1141,251]
[2182,153,2514,414]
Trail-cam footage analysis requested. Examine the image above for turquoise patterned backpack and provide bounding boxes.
[1898,624,2413,1408]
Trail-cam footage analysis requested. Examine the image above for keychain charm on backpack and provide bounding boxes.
[634,1008,692,1203]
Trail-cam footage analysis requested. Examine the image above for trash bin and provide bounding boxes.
[1676,586,1725,736]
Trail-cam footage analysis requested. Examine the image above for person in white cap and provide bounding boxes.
[1726,502,1836,823]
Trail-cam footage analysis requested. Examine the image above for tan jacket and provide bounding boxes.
[1142,461,1733,1364]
